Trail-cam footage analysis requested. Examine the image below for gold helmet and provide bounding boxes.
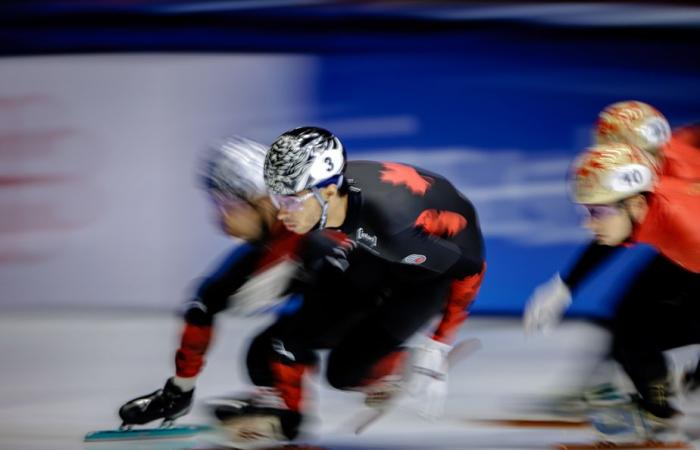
[571,142,656,205]
[594,101,671,158]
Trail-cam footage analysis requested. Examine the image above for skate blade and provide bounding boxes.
[84,424,215,442]
[555,440,691,450]
[447,337,483,366]
[473,418,590,428]
[354,408,386,435]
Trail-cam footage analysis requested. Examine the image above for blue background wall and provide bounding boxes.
[1,2,698,316]
[308,32,699,316]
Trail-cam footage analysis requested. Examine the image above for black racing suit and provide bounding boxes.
[560,124,700,414]
[560,242,700,417]
[250,160,486,406]
[175,222,301,379]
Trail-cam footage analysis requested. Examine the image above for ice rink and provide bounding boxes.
[2,312,699,450]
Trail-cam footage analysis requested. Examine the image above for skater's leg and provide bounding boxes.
[247,251,387,386]
[246,318,319,388]
[214,305,343,442]
[216,260,387,441]
[611,256,700,419]
[326,277,452,390]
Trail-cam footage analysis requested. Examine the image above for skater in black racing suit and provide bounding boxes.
[212,127,486,443]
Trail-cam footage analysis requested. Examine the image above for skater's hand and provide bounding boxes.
[409,337,451,420]
[230,259,299,315]
[300,230,357,274]
[523,273,572,335]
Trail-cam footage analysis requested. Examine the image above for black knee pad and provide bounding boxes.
[246,332,276,386]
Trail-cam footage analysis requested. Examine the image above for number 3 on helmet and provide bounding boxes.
[264,126,346,196]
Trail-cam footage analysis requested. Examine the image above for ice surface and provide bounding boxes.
[0,313,697,450]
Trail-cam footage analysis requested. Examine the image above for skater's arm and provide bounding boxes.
[175,244,262,379]
[431,263,486,344]
[562,241,619,293]
[384,226,484,279]
[175,322,213,378]
[184,243,263,325]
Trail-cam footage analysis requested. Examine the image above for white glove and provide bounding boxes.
[229,259,299,316]
[523,273,572,335]
[408,337,452,420]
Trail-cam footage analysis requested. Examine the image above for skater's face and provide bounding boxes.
[210,192,265,241]
[274,189,322,234]
[582,203,632,245]
[582,195,649,246]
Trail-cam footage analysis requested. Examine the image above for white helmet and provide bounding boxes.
[264,126,346,196]
[594,100,671,158]
[200,135,267,202]
[571,142,656,205]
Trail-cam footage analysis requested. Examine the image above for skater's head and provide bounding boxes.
[264,126,348,234]
[200,135,277,240]
[571,142,655,245]
[594,101,671,167]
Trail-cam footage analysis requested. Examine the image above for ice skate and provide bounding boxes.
[208,387,303,446]
[569,393,688,450]
[545,382,630,417]
[118,377,194,427]
[85,378,212,442]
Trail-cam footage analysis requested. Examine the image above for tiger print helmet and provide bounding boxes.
[263,126,346,195]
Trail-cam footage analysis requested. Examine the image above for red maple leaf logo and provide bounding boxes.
[380,162,432,195]
[415,209,468,237]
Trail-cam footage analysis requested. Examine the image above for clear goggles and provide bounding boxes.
[270,191,315,212]
[579,204,621,220]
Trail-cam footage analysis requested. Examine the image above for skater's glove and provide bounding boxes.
[230,259,299,316]
[409,337,451,420]
[523,273,572,335]
[300,230,357,275]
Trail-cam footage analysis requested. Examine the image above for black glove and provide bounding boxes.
[300,230,357,274]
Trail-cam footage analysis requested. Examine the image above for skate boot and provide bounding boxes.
[362,349,411,411]
[345,375,405,435]
[589,397,683,444]
[637,394,684,443]
[119,377,193,427]
[532,382,630,418]
[208,387,302,443]
[638,380,681,421]
[593,380,686,442]
[364,374,404,409]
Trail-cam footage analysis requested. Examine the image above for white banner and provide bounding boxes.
[0,54,314,309]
